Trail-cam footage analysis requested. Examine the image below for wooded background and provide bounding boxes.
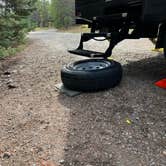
[0,0,75,56]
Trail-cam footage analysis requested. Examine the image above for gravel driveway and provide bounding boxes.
[0,29,166,166]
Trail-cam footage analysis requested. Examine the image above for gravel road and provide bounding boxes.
[0,29,166,166]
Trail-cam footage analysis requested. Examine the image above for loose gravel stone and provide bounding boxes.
[2,152,11,159]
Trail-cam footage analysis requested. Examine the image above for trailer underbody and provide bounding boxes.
[61,0,166,91]
[69,0,166,59]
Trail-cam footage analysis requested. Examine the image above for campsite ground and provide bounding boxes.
[0,29,166,166]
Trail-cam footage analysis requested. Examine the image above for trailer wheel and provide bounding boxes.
[61,59,122,92]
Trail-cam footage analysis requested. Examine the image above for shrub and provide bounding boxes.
[0,0,37,57]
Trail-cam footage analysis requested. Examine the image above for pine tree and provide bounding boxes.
[0,0,37,50]
[51,0,75,28]
[32,0,51,27]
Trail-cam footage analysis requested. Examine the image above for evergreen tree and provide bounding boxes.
[51,0,75,28]
[0,0,37,50]
[32,0,51,27]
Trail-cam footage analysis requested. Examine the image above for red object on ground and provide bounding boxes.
[155,79,166,89]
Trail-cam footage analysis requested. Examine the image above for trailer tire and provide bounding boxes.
[61,59,122,92]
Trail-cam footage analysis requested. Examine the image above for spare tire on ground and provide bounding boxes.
[61,59,123,92]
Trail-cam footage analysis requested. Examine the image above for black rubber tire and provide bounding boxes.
[61,59,123,92]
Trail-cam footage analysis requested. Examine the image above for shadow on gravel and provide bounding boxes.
[58,55,166,166]
[123,54,166,81]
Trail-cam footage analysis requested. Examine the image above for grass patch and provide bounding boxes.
[34,25,90,33]
[34,27,51,31]
[0,43,27,59]
[58,25,90,33]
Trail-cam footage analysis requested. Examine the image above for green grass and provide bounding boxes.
[0,44,26,58]
[58,25,90,33]
[34,27,51,31]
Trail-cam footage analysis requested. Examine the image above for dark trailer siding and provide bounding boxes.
[75,0,104,19]
[143,0,166,23]
[76,0,166,23]
[75,0,140,19]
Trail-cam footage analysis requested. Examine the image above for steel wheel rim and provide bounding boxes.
[69,60,112,71]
